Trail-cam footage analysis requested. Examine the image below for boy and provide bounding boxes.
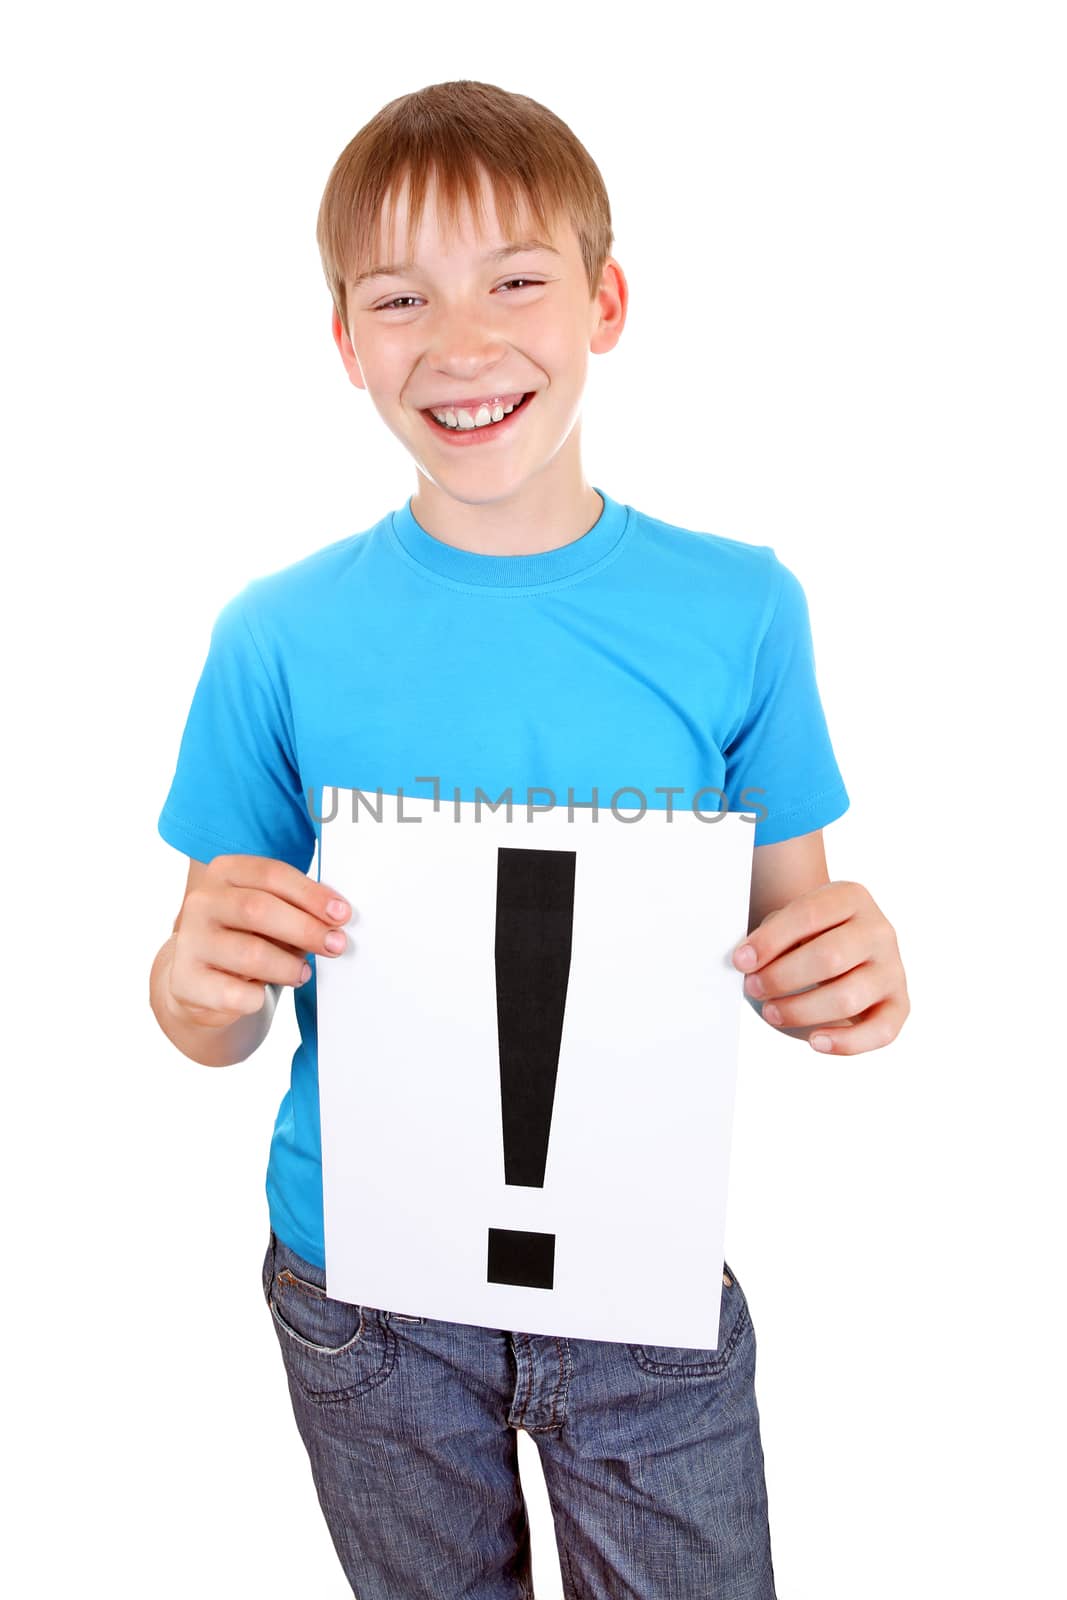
[151,78,908,1600]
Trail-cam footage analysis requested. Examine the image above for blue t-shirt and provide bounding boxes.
[158,486,848,1266]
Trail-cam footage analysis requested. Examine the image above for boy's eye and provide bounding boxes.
[372,279,545,313]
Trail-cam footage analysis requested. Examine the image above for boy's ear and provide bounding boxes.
[331,307,366,391]
[589,259,628,356]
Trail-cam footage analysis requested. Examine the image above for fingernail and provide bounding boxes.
[326,898,350,921]
[324,931,346,953]
[811,1034,833,1052]
[734,944,757,969]
[299,963,312,984]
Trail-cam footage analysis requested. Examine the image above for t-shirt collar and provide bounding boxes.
[389,486,629,591]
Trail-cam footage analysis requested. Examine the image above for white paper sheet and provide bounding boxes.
[315,789,754,1348]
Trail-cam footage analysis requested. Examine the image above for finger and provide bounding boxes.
[806,998,907,1055]
[170,964,274,1021]
[207,876,351,961]
[213,854,352,928]
[732,881,869,974]
[197,926,315,991]
[758,964,882,1029]
[742,914,887,1002]
[267,938,316,961]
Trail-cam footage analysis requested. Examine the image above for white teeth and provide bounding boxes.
[429,398,522,430]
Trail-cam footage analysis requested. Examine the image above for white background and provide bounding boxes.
[4,2,1064,1595]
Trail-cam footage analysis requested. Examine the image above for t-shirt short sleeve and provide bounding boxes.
[157,584,316,871]
[723,552,850,846]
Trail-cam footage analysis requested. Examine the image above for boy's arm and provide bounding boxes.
[150,858,281,1068]
[740,828,833,1024]
[746,829,830,936]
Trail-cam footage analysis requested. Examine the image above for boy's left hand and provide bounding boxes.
[732,881,909,1055]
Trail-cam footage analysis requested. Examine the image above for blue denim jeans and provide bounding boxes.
[262,1228,777,1598]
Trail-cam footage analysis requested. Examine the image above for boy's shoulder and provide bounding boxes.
[629,500,785,609]
[632,501,775,565]
[222,514,386,628]
[219,497,788,637]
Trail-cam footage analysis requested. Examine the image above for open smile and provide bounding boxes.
[419,391,536,447]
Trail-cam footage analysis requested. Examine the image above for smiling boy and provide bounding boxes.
[152,78,908,1600]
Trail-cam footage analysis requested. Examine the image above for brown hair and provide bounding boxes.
[316,80,614,338]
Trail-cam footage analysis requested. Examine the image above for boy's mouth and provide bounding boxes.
[419,391,536,444]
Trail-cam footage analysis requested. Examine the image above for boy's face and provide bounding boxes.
[332,168,626,509]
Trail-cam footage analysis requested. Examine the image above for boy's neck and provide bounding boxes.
[409,473,605,559]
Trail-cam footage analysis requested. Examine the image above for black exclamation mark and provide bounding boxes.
[487,846,576,1291]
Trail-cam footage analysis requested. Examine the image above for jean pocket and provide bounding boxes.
[265,1233,362,1353]
[628,1259,752,1378]
[270,1263,366,1355]
[263,1232,398,1405]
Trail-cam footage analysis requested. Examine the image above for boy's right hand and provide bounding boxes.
[164,854,351,1032]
